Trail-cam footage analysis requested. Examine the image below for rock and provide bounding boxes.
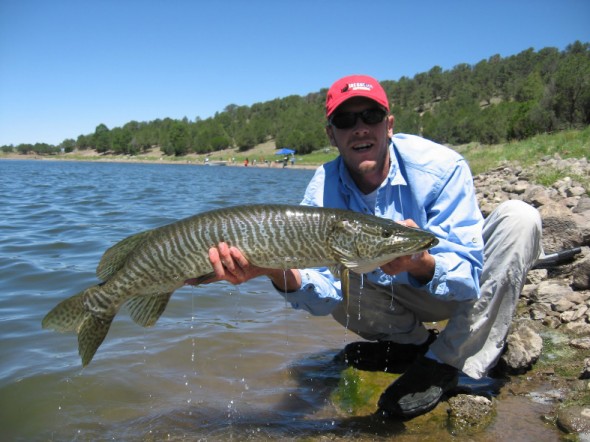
[556,405,590,435]
[573,196,590,214]
[499,322,543,374]
[571,337,590,350]
[567,186,587,197]
[542,316,562,329]
[562,320,590,335]
[447,394,495,434]
[580,358,590,380]
[538,203,585,252]
[554,298,575,312]
[532,280,574,305]
[573,255,590,290]
[526,269,548,285]
[523,185,552,207]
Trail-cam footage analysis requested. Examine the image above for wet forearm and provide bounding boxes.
[266,268,302,292]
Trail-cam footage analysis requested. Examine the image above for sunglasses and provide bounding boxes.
[329,108,387,129]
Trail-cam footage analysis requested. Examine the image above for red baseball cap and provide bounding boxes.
[325,74,389,117]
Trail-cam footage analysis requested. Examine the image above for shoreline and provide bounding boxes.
[0,153,321,170]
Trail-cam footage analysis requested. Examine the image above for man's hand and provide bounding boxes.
[202,242,303,291]
[380,219,436,284]
[207,242,267,285]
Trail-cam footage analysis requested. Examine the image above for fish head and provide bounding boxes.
[328,216,438,274]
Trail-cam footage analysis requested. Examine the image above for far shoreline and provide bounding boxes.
[0,152,321,170]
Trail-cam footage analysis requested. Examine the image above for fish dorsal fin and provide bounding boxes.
[96,230,152,281]
[125,292,173,327]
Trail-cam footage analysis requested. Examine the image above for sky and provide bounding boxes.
[0,0,589,146]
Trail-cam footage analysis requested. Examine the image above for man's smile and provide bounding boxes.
[352,142,373,152]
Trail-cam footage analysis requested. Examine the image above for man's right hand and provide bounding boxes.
[207,242,302,291]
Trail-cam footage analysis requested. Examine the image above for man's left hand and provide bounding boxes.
[380,219,436,284]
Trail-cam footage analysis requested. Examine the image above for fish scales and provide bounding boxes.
[42,204,438,366]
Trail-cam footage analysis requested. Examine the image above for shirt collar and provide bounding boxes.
[387,139,407,187]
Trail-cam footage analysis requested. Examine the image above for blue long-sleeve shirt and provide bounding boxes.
[279,133,485,315]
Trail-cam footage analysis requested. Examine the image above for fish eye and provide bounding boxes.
[381,230,392,238]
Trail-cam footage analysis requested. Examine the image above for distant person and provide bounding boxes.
[205,75,542,418]
[290,155,295,166]
[244,158,249,167]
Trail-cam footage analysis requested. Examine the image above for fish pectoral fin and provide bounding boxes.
[328,265,350,310]
[332,255,370,274]
[125,292,173,327]
[96,230,153,281]
[185,272,217,286]
[341,268,350,312]
[78,314,113,367]
[328,265,342,279]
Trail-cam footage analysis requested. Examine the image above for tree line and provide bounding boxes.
[3,41,589,157]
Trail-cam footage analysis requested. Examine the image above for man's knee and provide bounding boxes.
[494,200,542,234]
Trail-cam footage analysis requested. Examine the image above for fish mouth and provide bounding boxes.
[425,236,439,249]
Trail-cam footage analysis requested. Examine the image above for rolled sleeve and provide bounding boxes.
[276,268,343,316]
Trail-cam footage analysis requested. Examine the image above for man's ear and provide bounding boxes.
[387,115,395,138]
[326,125,337,146]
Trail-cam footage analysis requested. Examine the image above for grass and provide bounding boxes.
[454,127,589,193]
[301,128,589,191]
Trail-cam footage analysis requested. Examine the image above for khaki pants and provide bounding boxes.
[331,200,542,379]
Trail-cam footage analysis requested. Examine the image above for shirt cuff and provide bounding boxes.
[274,270,342,316]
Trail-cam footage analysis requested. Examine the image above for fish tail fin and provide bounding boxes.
[78,314,113,367]
[42,286,115,367]
[42,290,88,332]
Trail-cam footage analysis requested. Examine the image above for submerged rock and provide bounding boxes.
[556,405,590,436]
[447,394,495,434]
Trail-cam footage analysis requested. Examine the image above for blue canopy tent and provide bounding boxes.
[275,148,295,155]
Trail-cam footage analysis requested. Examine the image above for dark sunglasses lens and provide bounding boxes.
[362,109,386,124]
[330,109,386,129]
[330,113,356,129]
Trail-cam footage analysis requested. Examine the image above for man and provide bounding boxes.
[206,75,542,418]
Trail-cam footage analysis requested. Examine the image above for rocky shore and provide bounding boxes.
[333,155,589,440]
[437,155,590,438]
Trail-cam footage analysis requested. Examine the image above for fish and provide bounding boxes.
[42,204,439,366]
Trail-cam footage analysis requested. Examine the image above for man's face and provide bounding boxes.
[326,97,394,191]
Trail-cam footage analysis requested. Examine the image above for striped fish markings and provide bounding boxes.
[42,204,438,366]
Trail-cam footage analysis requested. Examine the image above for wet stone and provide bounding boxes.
[447,394,495,435]
[556,405,590,435]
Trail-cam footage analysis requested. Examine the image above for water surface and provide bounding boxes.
[0,160,561,441]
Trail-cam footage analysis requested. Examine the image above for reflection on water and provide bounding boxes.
[0,160,562,441]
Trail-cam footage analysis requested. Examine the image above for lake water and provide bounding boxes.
[0,160,561,441]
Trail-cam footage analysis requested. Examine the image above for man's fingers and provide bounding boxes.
[229,246,249,269]
[217,242,242,274]
[208,247,226,278]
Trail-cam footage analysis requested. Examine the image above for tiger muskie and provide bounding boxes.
[42,204,438,366]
